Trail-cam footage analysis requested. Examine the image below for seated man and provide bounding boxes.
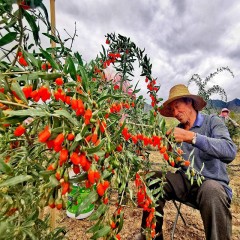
[138,84,237,240]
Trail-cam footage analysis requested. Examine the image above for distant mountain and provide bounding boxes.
[207,98,240,112]
[144,98,240,113]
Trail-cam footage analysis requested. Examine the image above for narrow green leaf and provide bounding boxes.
[74,52,83,66]
[85,139,105,154]
[0,175,32,188]
[67,56,77,81]
[90,226,111,239]
[22,220,35,228]
[16,72,40,81]
[39,170,55,177]
[1,116,27,125]
[38,2,51,30]
[0,32,17,47]
[152,186,162,196]
[3,109,49,117]
[102,169,112,179]
[79,65,89,92]
[0,160,12,174]
[36,72,62,80]
[145,172,156,179]
[69,172,87,184]
[42,33,60,44]
[117,212,124,233]
[53,110,79,126]
[22,49,39,68]
[11,81,28,104]
[89,204,108,221]
[22,229,37,240]
[49,175,60,187]
[97,94,124,104]
[23,10,39,44]
[148,178,162,187]
[112,120,126,141]
[86,220,102,233]
[40,48,60,70]
[155,211,163,217]
[0,222,8,238]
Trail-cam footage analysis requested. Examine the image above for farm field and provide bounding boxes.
[55,150,240,240]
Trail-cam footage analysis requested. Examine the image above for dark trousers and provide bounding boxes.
[141,171,232,240]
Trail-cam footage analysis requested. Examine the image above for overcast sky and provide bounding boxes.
[43,0,240,103]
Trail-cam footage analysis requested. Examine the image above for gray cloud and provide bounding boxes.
[44,0,240,101]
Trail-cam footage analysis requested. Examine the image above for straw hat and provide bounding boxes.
[160,84,206,117]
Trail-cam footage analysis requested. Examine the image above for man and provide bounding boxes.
[219,108,239,139]
[138,84,237,240]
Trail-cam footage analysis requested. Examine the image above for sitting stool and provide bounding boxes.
[171,200,199,240]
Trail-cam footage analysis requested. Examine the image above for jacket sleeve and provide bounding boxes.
[195,115,237,163]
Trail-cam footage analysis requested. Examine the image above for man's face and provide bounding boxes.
[221,111,229,117]
[169,99,193,124]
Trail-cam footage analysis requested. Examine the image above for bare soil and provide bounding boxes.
[56,151,240,240]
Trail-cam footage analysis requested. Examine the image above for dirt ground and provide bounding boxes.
[56,150,240,240]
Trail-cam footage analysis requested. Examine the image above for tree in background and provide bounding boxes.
[187,67,234,113]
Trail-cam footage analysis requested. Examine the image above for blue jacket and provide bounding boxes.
[179,113,237,200]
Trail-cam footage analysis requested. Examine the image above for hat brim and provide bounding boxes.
[159,94,206,117]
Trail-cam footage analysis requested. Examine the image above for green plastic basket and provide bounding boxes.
[66,185,94,219]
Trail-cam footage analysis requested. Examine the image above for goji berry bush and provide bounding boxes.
[0,1,202,239]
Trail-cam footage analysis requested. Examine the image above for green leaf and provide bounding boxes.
[53,110,79,126]
[74,52,83,66]
[22,220,35,228]
[89,204,108,221]
[90,226,111,239]
[97,94,124,104]
[1,116,27,125]
[69,172,87,184]
[0,160,12,174]
[145,172,156,179]
[85,139,105,154]
[3,109,50,117]
[37,72,62,80]
[102,169,112,179]
[22,229,38,240]
[76,190,98,216]
[23,10,39,44]
[48,174,60,187]
[86,220,102,233]
[67,56,77,81]
[40,48,60,70]
[0,222,8,239]
[0,32,17,47]
[11,81,28,104]
[0,175,32,188]
[38,2,51,30]
[22,49,39,68]
[79,65,89,92]
[148,178,161,187]
[117,212,124,233]
[39,170,55,177]
[112,120,126,141]
[155,211,163,218]
[42,33,59,43]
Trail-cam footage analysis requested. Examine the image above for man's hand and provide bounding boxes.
[172,127,195,143]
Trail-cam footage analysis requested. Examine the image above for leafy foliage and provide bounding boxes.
[0,1,202,239]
